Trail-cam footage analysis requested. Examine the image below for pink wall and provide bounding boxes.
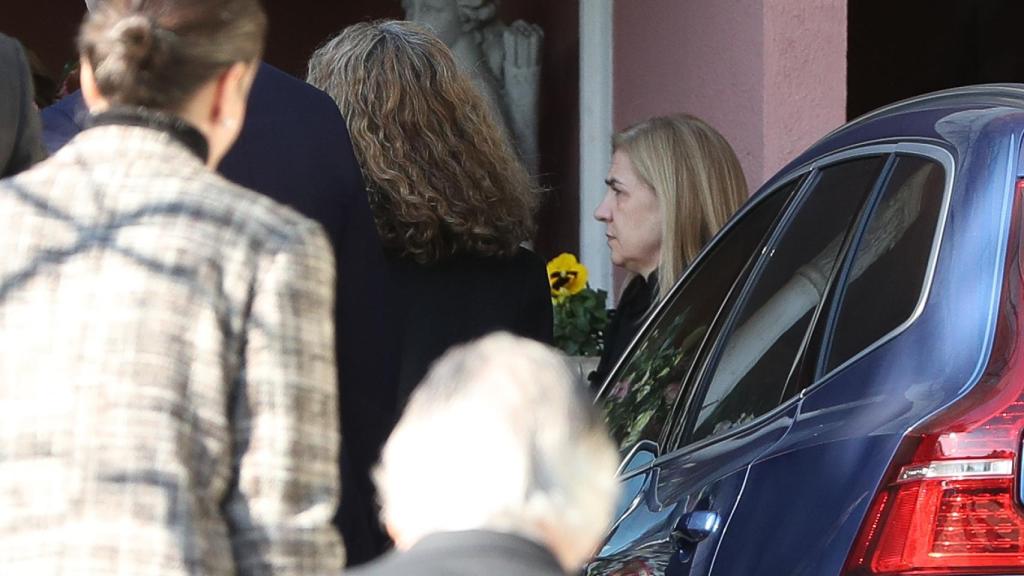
[763,0,848,175]
[614,0,847,190]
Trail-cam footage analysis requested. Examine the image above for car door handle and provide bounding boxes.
[672,510,721,545]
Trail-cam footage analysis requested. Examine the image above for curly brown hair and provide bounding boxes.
[308,20,538,263]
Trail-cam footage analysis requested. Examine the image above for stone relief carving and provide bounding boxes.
[402,0,543,176]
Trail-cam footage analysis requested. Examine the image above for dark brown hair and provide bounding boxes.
[308,20,537,264]
[78,0,267,111]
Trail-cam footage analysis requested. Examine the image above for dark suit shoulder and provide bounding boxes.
[349,531,564,576]
[254,63,337,109]
[218,62,359,212]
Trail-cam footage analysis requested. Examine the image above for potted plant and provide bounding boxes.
[547,253,609,378]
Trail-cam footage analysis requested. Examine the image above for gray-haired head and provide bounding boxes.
[84,0,101,12]
[374,332,619,570]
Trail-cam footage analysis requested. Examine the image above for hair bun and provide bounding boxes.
[111,14,161,71]
[78,0,266,109]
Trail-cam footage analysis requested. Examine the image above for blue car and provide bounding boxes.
[589,85,1024,576]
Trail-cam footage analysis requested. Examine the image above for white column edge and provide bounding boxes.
[579,0,614,301]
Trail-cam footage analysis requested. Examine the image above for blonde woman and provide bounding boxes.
[308,19,551,405]
[591,114,748,385]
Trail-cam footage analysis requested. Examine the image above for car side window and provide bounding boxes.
[823,155,945,373]
[688,156,887,444]
[601,180,798,450]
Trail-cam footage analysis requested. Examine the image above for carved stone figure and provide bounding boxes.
[402,0,542,176]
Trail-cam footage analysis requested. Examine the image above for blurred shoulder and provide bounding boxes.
[0,33,28,93]
[0,32,18,55]
[200,168,329,250]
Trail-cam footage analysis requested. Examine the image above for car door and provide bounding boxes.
[709,147,962,575]
[588,154,892,576]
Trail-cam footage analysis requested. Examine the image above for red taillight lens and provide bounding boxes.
[849,474,1024,573]
[844,179,1024,575]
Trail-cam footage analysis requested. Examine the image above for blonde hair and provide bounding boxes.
[613,114,747,301]
[308,20,537,263]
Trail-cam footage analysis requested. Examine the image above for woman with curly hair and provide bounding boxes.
[308,19,552,404]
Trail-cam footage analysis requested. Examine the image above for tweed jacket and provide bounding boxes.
[0,123,343,575]
[41,66,401,565]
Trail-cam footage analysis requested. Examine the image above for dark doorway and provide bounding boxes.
[848,0,1024,119]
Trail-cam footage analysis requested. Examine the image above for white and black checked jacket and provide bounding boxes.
[0,124,344,575]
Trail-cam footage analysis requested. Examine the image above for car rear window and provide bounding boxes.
[822,155,945,373]
[689,156,886,444]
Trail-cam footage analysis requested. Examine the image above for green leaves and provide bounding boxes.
[553,285,609,356]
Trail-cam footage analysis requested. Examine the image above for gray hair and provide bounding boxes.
[374,332,619,568]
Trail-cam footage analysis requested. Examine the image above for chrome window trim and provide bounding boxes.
[662,143,951,452]
[673,148,897,448]
[654,385,801,465]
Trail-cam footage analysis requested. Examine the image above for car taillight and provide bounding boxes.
[844,179,1024,575]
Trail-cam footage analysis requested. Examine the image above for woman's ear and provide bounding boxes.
[203,61,257,167]
[209,61,255,132]
[79,58,109,112]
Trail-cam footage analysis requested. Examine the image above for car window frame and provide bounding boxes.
[598,142,954,465]
[782,143,954,403]
[668,150,894,449]
[649,177,809,449]
[663,142,953,453]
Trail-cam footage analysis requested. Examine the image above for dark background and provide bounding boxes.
[847,0,1024,118]
[2,0,581,258]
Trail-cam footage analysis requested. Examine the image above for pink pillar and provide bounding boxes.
[613,0,847,191]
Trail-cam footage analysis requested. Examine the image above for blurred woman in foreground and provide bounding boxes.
[0,0,343,573]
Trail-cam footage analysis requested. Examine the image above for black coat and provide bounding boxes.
[388,247,554,408]
[218,64,399,566]
[590,272,658,387]
[349,530,567,576]
[0,33,44,177]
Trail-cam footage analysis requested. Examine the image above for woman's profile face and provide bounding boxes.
[594,150,663,276]
[404,0,463,46]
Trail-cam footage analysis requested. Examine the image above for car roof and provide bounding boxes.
[760,83,1024,193]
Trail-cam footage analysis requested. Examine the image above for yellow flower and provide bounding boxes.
[547,253,588,302]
